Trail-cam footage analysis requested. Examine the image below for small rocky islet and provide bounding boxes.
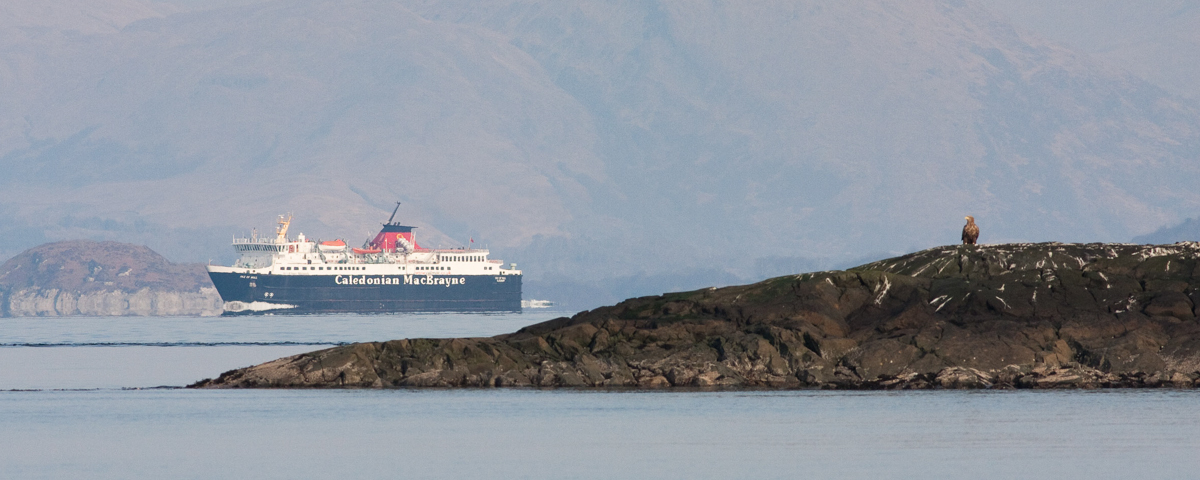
[0,240,221,317]
[193,242,1200,390]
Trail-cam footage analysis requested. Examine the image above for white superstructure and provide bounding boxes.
[207,214,522,278]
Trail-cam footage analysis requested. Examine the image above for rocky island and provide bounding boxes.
[0,240,222,317]
[194,242,1200,389]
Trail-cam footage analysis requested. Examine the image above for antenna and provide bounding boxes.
[386,202,401,224]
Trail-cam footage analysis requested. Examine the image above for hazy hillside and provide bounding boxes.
[989,0,1200,100]
[1134,217,1200,245]
[3,0,1199,308]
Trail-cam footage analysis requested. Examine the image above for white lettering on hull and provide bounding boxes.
[334,275,467,287]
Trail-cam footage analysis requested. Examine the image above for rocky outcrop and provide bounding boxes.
[193,242,1200,389]
[0,240,221,316]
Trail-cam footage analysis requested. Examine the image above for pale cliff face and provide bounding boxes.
[3,287,222,317]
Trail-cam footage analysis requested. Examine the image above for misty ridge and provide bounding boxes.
[2,0,1199,308]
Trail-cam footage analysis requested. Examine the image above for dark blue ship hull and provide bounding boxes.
[208,271,521,314]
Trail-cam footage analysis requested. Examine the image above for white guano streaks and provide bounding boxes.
[993,296,1010,310]
[873,276,892,305]
[933,295,953,312]
[937,257,953,275]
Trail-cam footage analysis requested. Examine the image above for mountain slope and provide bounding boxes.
[2,0,1199,308]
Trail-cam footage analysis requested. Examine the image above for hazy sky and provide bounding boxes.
[2,0,1198,307]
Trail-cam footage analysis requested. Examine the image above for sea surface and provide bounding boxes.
[2,311,1198,479]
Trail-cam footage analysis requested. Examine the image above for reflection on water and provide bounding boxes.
[1,389,1198,479]
[1,312,1197,478]
[0,311,572,390]
[0,311,573,346]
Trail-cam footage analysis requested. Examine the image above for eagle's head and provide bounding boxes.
[965,216,975,223]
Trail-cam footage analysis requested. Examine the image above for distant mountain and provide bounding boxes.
[0,240,209,292]
[3,0,1199,308]
[1133,218,1200,245]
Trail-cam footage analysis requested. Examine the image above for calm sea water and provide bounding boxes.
[2,312,1198,479]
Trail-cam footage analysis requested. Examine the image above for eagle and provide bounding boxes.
[962,216,979,245]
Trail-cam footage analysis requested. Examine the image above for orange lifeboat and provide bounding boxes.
[352,247,382,254]
[319,239,347,252]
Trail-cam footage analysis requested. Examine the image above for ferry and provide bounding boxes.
[207,204,522,314]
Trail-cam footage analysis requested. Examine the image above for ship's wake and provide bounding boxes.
[223,301,298,313]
